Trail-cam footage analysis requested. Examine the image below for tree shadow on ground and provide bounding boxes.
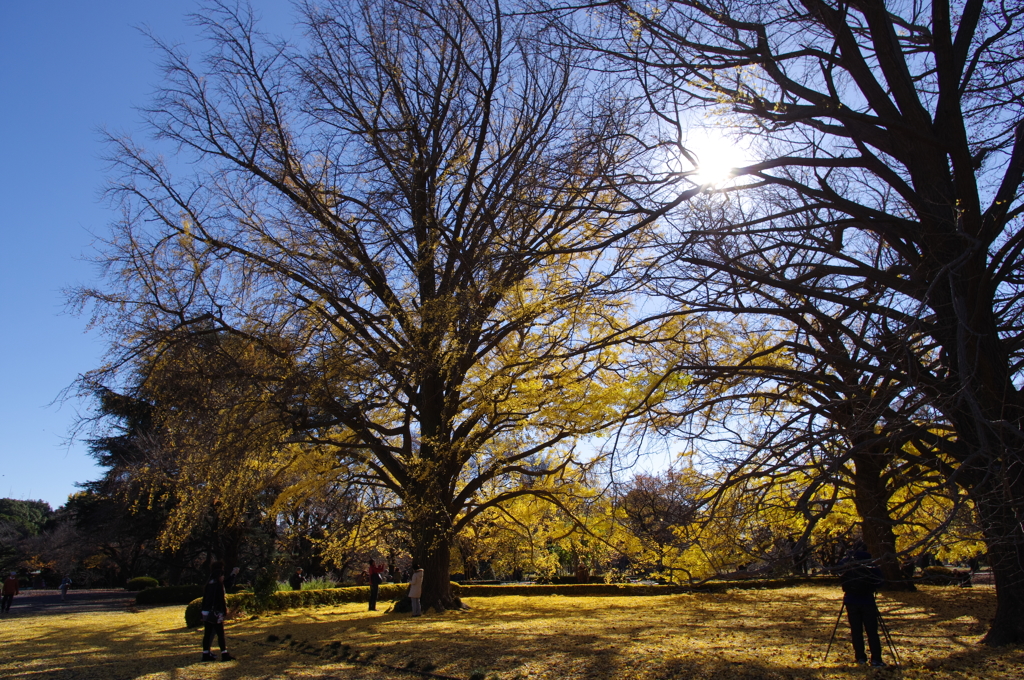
[875,587,994,646]
[223,592,861,680]
[1,611,197,680]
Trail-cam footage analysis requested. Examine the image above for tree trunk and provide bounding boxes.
[927,261,1024,644]
[971,473,1024,645]
[850,450,913,590]
[413,507,459,612]
[951,425,1024,645]
[220,525,243,573]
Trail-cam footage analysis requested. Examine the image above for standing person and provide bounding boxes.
[200,562,235,662]
[838,547,886,667]
[59,576,72,601]
[407,562,424,617]
[575,563,589,583]
[368,559,386,611]
[288,567,305,592]
[225,566,241,593]
[1,572,19,613]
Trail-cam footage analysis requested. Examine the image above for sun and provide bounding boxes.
[684,132,752,188]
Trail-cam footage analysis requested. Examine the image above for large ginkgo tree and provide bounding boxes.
[80,0,674,609]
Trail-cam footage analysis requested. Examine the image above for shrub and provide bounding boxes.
[251,566,279,611]
[301,577,338,590]
[274,576,340,592]
[920,565,968,586]
[923,565,954,576]
[136,585,204,605]
[125,577,160,592]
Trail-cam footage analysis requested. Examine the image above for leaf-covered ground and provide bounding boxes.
[1,585,1020,679]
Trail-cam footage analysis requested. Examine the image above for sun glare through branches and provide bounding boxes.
[683,131,753,189]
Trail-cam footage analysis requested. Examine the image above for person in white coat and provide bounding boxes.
[407,563,424,617]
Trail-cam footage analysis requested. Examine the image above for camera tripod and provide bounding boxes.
[823,601,902,667]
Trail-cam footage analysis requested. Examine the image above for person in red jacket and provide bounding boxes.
[368,559,387,611]
[1,571,19,613]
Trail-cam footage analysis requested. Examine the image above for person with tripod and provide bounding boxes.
[838,547,886,667]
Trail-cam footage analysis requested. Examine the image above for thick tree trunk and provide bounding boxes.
[948,436,1024,644]
[970,473,1024,645]
[928,265,1024,644]
[850,450,914,590]
[412,507,460,612]
[983,542,1024,645]
[409,350,464,612]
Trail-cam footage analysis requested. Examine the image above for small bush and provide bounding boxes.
[920,565,968,586]
[136,585,204,605]
[251,566,279,610]
[273,577,340,591]
[301,577,339,590]
[923,565,954,576]
[126,577,160,592]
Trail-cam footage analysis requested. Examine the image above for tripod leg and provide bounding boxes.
[823,601,845,663]
[877,611,901,667]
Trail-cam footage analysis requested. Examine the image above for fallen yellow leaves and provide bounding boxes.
[0,585,1020,680]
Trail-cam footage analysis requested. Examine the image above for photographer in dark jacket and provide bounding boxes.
[838,548,886,667]
[200,562,235,662]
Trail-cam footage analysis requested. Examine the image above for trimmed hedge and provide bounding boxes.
[183,577,838,626]
[458,583,690,597]
[919,566,970,586]
[136,584,205,606]
[184,583,450,628]
[456,577,832,598]
[126,576,160,592]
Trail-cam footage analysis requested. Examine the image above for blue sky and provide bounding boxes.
[0,1,686,510]
[0,1,295,509]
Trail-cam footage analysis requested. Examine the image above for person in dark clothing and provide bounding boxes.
[200,562,235,662]
[59,576,72,601]
[838,549,886,667]
[224,566,241,592]
[1,571,19,613]
[289,567,305,592]
[368,559,386,611]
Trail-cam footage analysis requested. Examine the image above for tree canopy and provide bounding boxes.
[77,0,672,610]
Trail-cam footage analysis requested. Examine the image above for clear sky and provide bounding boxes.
[0,1,296,510]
